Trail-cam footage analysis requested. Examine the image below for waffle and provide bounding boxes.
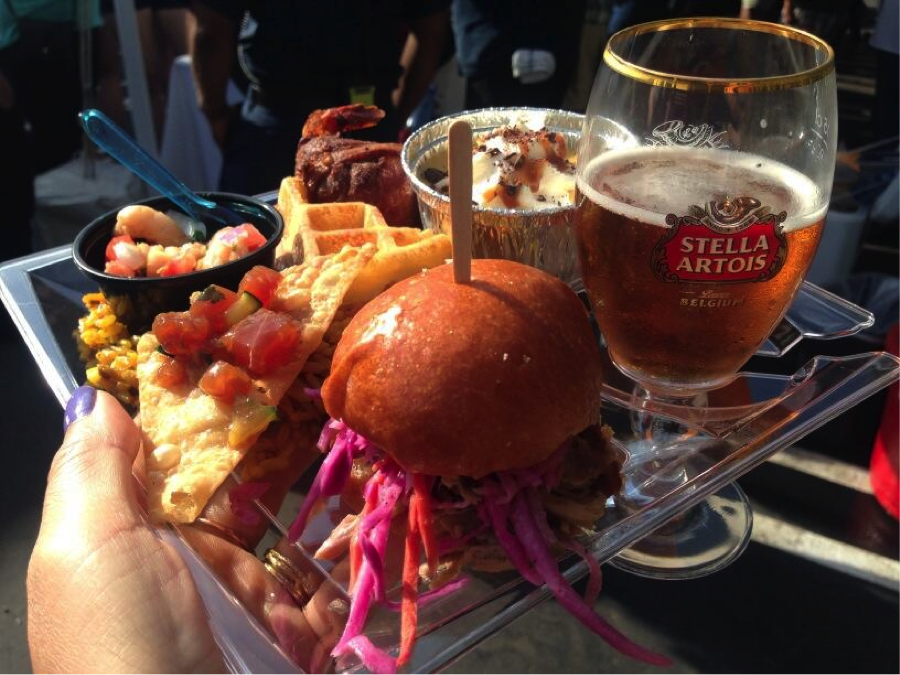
[275,177,451,305]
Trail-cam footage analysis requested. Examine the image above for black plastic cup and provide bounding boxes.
[73,192,284,333]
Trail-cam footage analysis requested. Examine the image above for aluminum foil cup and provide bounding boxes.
[402,107,585,288]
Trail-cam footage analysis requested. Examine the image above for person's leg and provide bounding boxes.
[608,0,638,34]
[136,5,168,136]
[152,3,190,127]
[95,10,130,130]
[155,5,189,58]
[609,0,671,32]
[564,15,609,112]
[750,0,784,22]
[672,0,741,17]
[464,74,490,110]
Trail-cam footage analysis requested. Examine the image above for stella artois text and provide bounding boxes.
[575,147,826,392]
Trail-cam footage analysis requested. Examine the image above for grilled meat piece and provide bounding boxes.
[295,105,421,226]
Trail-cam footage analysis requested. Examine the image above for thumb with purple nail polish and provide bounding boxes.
[32,387,326,673]
[29,388,226,673]
[63,385,97,431]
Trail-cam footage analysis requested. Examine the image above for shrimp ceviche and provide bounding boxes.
[104,205,268,278]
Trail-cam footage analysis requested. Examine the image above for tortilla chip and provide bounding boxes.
[137,244,376,523]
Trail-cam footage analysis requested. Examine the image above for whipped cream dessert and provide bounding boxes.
[423,112,577,210]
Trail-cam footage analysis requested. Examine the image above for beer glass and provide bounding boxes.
[575,18,837,576]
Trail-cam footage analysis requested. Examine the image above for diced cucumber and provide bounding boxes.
[224,291,262,326]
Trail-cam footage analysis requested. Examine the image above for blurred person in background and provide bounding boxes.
[451,0,586,110]
[870,0,898,141]
[0,0,95,174]
[740,0,789,22]
[607,0,739,35]
[140,0,190,135]
[0,0,99,261]
[395,21,457,137]
[669,0,741,16]
[189,0,450,197]
[93,1,129,128]
[564,0,612,113]
[96,0,190,137]
[788,0,865,50]
[607,0,669,33]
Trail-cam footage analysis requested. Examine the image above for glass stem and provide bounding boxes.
[620,386,710,508]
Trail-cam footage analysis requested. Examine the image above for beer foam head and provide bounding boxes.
[577,147,827,232]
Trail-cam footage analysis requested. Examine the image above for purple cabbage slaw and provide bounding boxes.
[286,419,670,673]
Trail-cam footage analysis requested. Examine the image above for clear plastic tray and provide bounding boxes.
[1,245,897,674]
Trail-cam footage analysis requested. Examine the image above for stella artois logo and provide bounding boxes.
[652,197,787,283]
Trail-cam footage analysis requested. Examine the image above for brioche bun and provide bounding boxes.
[321,259,603,478]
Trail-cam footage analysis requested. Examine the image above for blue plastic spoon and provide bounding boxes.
[79,108,246,240]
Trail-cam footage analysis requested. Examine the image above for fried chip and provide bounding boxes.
[136,244,376,524]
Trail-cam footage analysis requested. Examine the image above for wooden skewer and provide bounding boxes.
[448,120,473,284]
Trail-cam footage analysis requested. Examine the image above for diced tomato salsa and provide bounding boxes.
[155,255,196,278]
[190,285,238,333]
[238,266,282,307]
[152,312,211,356]
[106,235,135,261]
[229,224,268,250]
[154,354,187,387]
[150,266,300,406]
[104,216,269,278]
[217,308,300,376]
[199,361,251,403]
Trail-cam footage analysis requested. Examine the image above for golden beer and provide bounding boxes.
[575,147,826,393]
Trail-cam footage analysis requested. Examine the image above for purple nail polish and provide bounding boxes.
[64,385,97,431]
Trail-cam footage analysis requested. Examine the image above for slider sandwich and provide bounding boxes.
[289,258,669,672]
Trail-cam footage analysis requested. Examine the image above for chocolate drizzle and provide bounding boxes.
[478,125,575,208]
[420,123,577,208]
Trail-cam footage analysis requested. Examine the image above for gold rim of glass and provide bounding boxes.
[603,17,835,93]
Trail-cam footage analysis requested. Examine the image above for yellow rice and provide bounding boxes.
[75,293,140,407]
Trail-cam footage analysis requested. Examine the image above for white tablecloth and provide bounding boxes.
[160,55,245,192]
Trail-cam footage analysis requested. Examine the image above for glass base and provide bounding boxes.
[610,483,753,580]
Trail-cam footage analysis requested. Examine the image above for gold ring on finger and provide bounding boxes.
[264,548,313,606]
